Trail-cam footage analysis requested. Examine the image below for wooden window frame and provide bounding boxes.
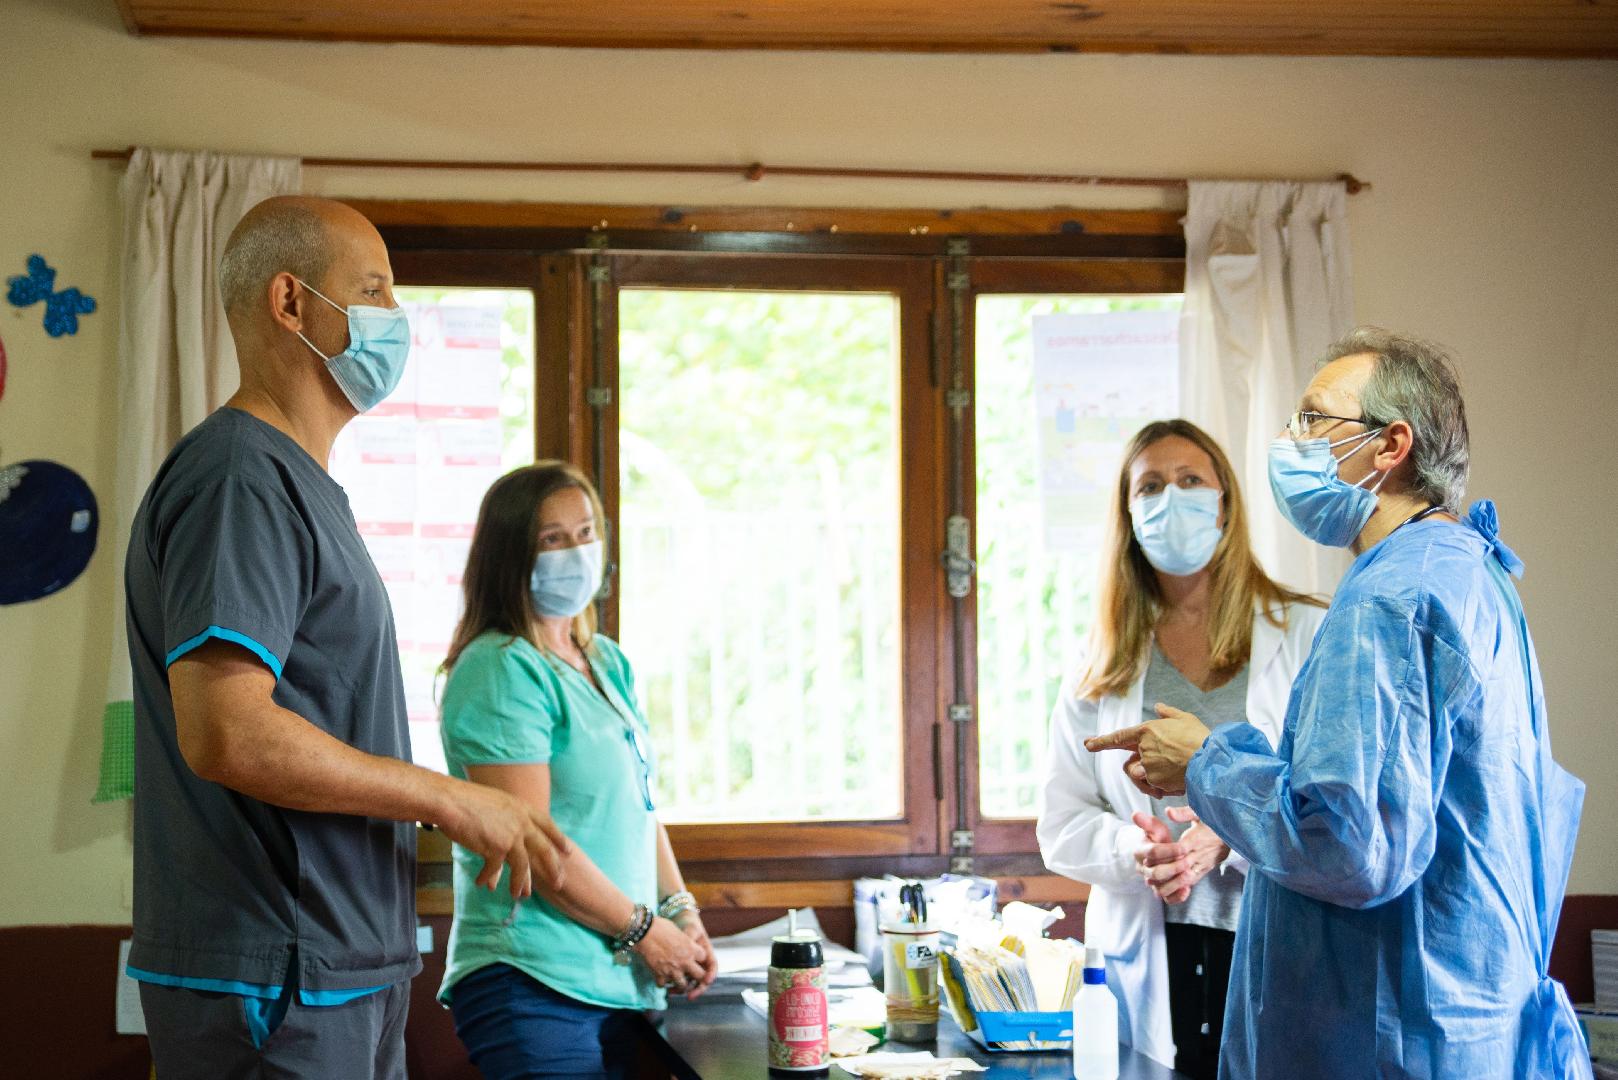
[959,257,1186,858]
[369,200,1184,881]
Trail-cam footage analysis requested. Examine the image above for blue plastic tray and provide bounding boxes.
[967,1009,1072,1052]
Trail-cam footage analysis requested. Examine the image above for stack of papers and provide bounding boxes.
[706,910,874,993]
[943,937,1082,1051]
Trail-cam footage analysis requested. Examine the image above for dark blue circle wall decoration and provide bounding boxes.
[0,459,99,604]
[7,254,97,337]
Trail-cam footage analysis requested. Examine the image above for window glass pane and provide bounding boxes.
[974,296,1182,818]
[330,286,536,772]
[618,289,902,823]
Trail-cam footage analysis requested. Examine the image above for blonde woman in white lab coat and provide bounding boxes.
[1037,420,1325,1077]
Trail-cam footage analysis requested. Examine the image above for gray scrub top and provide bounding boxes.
[124,407,420,991]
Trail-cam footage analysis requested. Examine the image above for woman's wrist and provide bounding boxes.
[657,889,698,922]
[610,903,653,964]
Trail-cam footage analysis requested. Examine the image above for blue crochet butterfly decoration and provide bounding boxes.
[7,255,97,337]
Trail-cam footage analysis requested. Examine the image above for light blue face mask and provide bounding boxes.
[295,278,411,413]
[1131,485,1223,576]
[1267,428,1388,548]
[530,540,604,618]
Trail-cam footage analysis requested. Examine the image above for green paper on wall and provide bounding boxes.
[93,699,134,802]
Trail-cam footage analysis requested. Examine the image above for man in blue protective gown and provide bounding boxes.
[1086,328,1590,1079]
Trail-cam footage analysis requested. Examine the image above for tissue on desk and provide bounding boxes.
[832,1051,987,1078]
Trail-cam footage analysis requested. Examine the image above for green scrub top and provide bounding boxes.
[437,631,665,1012]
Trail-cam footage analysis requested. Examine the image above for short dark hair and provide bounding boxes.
[218,201,334,317]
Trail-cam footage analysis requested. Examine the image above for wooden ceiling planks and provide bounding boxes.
[113,1,1618,59]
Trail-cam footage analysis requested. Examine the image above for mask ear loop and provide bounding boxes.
[1334,427,1391,492]
[292,277,347,362]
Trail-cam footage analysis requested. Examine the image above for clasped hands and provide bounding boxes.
[1083,703,1212,798]
[1130,806,1229,904]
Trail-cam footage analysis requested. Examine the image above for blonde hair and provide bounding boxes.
[1076,420,1323,700]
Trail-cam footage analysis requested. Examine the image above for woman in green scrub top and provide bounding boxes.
[437,461,717,1080]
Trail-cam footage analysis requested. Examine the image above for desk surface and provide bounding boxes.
[653,993,1185,1080]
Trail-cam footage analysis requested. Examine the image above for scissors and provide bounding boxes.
[898,882,927,925]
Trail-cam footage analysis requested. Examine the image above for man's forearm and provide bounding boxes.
[196,696,460,827]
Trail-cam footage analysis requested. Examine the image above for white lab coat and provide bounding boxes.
[1035,601,1324,1069]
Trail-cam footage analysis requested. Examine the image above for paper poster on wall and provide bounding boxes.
[1031,310,1181,552]
[329,296,512,766]
[412,303,503,419]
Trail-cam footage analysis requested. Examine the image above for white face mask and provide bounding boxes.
[529,541,604,618]
[1130,486,1223,576]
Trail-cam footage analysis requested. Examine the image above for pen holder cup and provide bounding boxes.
[880,923,941,1042]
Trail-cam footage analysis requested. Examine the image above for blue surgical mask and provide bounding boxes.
[530,540,604,618]
[295,278,411,413]
[1267,428,1388,548]
[1131,486,1222,576]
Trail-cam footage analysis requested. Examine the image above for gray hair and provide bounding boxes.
[1320,326,1470,511]
[218,202,334,317]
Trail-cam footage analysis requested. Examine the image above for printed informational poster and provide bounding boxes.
[1031,310,1181,551]
[330,297,511,771]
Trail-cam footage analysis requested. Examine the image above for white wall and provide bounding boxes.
[2,0,1614,925]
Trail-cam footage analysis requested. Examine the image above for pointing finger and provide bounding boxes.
[1085,723,1150,753]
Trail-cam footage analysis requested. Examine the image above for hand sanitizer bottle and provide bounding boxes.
[1072,947,1118,1080]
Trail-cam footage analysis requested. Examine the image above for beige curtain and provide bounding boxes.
[1178,180,1355,597]
[94,148,301,801]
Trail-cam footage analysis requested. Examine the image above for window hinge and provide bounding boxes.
[947,704,972,723]
[586,387,613,408]
[943,515,976,599]
[950,828,975,875]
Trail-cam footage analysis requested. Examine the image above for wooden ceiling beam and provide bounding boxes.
[115,1,1618,59]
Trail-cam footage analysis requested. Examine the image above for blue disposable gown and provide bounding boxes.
[1187,502,1590,1079]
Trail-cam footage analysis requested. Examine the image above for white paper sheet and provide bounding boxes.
[115,939,146,1035]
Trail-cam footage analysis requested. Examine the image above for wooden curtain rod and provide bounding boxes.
[89,148,1368,195]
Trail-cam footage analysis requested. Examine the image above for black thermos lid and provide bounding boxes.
[770,930,823,969]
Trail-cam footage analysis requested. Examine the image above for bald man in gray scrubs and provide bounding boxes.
[123,197,570,1079]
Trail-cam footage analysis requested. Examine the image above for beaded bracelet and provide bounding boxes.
[611,903,653,965]
[657,890,699,921]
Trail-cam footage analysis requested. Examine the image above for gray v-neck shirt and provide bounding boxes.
[1143,644,1249,932]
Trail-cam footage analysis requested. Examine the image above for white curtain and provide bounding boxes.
[1178,181,1354,597]
[94,148,301,801]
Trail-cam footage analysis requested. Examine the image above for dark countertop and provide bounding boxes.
[649,992,1186,1080]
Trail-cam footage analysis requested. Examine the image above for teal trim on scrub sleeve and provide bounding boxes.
[165,625,285,679]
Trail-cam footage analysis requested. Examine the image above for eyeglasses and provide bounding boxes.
[624,724,655,812]
[1286,410,1367,439]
